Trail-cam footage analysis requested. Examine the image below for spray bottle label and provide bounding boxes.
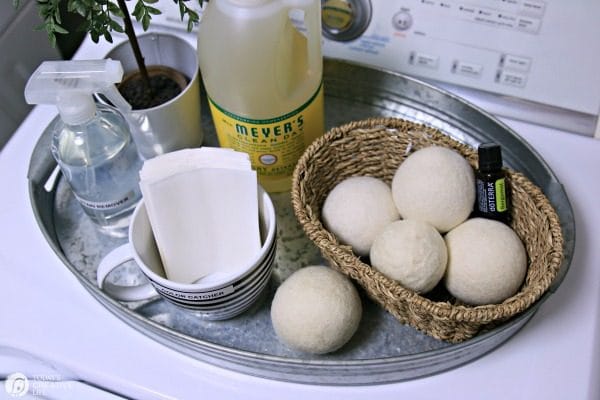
[208,83,324,191]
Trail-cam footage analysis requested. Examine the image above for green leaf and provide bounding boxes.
[147,6,161,15]
[27,0,206,49]
[53,25,69,34]
[54,6,62,24]
[109,19,124,32]
[188,9,199,21]
[132,1,144,19]
[107,2,123,15]
[178,1,185,18]
[142,14,150,30]
[70,1,87,16]
[48,32,57,47]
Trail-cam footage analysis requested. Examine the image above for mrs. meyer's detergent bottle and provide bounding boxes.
[197,0,324,192]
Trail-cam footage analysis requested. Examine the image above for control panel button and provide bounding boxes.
[516,16,541,33]
[521,1,546,17]
[409,51,439,69]
[452,60,483,78]
[496,13,517,29]
[496,70,527,88]
[500,54,532,72]
[457,4,477,15]
[392,10,413,31]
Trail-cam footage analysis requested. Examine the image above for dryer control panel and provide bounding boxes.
[320,0,600,135]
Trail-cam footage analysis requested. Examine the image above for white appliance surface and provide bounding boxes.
[320,0,600,136]
[1,24,600,400]
[151,0,600,136]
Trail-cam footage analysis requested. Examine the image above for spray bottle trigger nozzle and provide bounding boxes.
[101,84,132,114]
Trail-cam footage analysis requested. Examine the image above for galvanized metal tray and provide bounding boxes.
[27,59,575,385]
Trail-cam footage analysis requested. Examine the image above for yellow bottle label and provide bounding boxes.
[208,83,325,192]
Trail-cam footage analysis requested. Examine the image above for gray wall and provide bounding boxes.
[0,0,62,149]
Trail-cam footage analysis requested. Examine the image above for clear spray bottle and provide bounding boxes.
[25,59,143,234]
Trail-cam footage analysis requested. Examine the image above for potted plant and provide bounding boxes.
[15,0,206,158]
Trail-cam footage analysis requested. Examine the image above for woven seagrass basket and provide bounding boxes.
[291,117,564,343]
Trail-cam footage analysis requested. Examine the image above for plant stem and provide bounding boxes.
[116,0,152,95]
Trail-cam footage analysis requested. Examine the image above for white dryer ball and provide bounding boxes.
[270,265,362,354]
[392,146,475,232]
[444,218,527,305]
[370,220,448,293]
[322,176,400,256]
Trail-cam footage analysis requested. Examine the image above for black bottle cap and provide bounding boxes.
[478,143,503,172]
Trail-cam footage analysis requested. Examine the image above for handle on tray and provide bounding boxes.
[97,243,157,302]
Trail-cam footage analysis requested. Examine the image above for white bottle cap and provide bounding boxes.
[57,93,97,125]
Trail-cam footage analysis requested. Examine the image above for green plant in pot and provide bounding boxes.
[15,0,206,158]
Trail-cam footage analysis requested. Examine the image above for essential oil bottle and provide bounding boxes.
[475,143,511,224]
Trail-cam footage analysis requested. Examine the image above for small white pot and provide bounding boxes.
[105,32,203,159]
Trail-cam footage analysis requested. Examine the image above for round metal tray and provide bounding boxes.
[27,59,575,385]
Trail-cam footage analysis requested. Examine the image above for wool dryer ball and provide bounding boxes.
[392,146,475,232]
[322,176,400,256]
[270,266,362,354]
[444,218,527,305]
[370,220,448,293]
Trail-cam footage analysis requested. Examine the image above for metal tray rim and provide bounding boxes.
[26,58,575,385]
